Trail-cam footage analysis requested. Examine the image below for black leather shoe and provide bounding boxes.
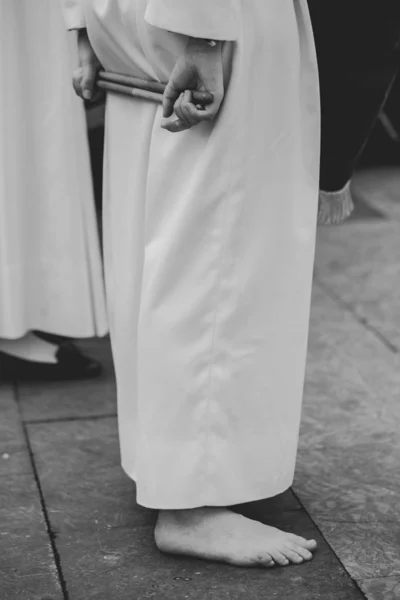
[0,341,102,382]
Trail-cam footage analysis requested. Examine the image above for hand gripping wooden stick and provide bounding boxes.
[97,71,209,109]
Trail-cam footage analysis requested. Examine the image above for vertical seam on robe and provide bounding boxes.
[203,34,242,499]
[204,181,233,496]
[197,2,243,498]
[136,104,162,481]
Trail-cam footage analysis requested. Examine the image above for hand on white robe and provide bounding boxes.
[162,39,225,133]
[61,0,233,132]
[72,29,104,102]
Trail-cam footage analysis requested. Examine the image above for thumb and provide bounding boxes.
[72,67,83,98]
[81,63,97,100]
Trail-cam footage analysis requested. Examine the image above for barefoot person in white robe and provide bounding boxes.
[63,0,320,566]
[0,0,108,380]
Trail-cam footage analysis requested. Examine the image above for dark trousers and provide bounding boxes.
[308,1,400,191]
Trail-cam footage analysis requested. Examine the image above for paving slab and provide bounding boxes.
[314,219,400,349]
[27,418,365,600]
[0,383,33,475]
[352,168,400,221]
[303,284,400,436]
[17,337,117,423]
[0,532,62,600]
[360,576,400,600]
[54,522,363,600]
[26,418,139,533]
[296,285,400,526]
[347,183,386,222]
[0,384,63,600]
[293,282,400,595]
[296,444,400,524]
[320,521,400,580]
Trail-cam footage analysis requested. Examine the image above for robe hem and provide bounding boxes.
[122,464,293,510]
[0,327,109,340]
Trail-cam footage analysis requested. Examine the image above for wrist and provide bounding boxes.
[77,28,90,44]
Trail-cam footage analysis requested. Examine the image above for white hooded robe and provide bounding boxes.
[62,0,320,509]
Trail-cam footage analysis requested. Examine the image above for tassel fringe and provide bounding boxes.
[317,182,355,226]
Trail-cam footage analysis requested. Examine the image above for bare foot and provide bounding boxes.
[155,507,317,567]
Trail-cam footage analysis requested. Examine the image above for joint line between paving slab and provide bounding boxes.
[14,383,70,600]
[315,277,399,354]
[24,412,117,425]
[291,489,368,599]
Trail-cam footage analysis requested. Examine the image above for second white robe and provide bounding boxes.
[0,0,107,339]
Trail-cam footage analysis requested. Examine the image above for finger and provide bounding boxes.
[163,81,185,118]
[163,102,215,133]
[81,63,97,101]
[163,83,213,118]
[176,91,198,127]
[179,100,219,125]
[72,67,84,99]
[191,90,214,106]
[173,93,190,127]
[181,87,224,123]
[161,117,192,133]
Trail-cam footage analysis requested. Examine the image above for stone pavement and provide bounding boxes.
[1,168,400,600]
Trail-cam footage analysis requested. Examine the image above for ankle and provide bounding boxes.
[159,507,203,525]
[159,506,224,524]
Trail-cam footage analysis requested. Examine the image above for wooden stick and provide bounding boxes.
[98,71,166,95]
[97,80,163,104]
[98,72,211,109]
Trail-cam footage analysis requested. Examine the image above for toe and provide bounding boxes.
[262,556,276,568]
[290,535,317,550]
[304,539,318,551]
[282,549,304,565]
[270,551,290,567]
[253,553,275,568]
[263,555,275,568]
[263,558,275,569]
[291,544,313,561]
[289,533,308,544]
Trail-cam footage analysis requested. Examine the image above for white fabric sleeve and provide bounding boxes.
[59,0,86,30]
[144,0,241,41]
